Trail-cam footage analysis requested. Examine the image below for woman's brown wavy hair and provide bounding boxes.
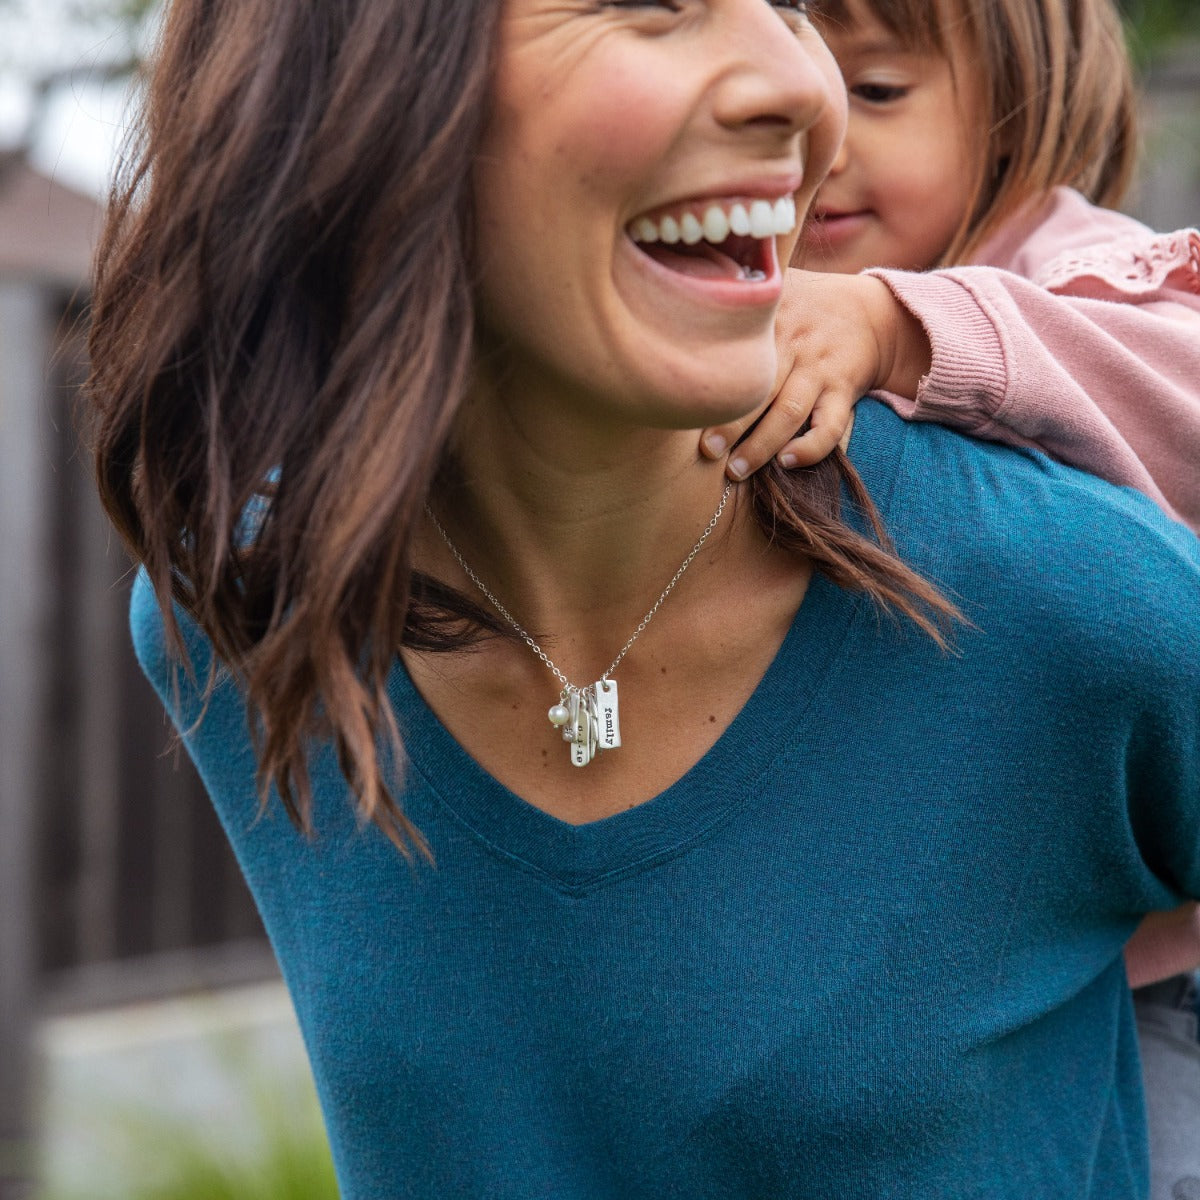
[88,0,956,855]
[811,0,1138,263]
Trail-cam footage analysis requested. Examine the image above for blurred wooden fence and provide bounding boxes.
[0,162,273,1200]
[33,297,272,1006]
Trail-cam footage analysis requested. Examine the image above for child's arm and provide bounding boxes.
[867,239,1200,530]
[703,226,1200,529]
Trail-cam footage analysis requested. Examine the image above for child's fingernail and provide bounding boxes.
[704,434,727,457]
[728,456,749,479]
[778,453,797,469]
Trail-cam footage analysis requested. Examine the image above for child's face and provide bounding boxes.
[797,0,981,274]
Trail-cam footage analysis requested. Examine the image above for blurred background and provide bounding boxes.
[0,1,1197,1198]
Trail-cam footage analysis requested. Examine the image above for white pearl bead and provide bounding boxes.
[548,704,570,727]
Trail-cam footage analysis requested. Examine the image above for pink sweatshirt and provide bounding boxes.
[867,187,1200,986]
[871,187,1200,531]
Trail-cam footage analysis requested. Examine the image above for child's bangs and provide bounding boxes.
[811,0,948,54]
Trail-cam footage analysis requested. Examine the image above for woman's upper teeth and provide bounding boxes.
[631,196,797,246]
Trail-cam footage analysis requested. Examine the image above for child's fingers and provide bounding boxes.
[699,406,766,461]
[723,392,817,479]
[776,391,855,468]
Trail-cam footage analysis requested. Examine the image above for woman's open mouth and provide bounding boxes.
[627,196,796,283]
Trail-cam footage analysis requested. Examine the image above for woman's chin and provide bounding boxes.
[631,346,777,431]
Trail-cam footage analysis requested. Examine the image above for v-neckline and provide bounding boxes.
[389,574,861,892]
[387,402,904,892]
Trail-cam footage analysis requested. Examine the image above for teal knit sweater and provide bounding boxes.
[132,402,1200,1198]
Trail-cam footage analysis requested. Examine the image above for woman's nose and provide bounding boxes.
[710,2,834,139]
[827,135,850,176]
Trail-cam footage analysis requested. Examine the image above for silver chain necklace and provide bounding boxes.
[425,482,733,767]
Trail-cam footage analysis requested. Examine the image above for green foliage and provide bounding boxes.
[1119,0,1200,62]
[92,1116,340,1200]
[41,1037,339,1200]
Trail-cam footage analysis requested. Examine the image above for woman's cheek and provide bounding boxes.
[545,49,693,176]
[806,43,849,188]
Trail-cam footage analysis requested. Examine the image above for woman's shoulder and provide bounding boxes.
[128,569,287,834]
[129,569,231,731]
[873,406,1200,729]
[130,569,172,684]
[853,401,1200,639]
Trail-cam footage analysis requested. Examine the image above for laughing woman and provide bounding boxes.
[87,0,1200,1197]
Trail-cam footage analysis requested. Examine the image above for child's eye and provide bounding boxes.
[851,82,910,104]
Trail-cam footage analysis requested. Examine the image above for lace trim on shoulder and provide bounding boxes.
[1032,228,1200,299]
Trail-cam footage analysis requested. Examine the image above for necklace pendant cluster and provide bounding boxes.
[548,678,621,768]
[426,481,732,768]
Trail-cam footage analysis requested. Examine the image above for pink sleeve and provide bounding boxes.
[865,253,1200,533]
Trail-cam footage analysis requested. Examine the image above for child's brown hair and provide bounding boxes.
[812,0,1138,262]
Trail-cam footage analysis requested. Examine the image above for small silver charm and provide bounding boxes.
[570,690,589,768]
[585,689,599,759]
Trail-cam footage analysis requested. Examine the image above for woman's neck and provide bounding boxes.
[407,370,814,822]
[421,377,754,676]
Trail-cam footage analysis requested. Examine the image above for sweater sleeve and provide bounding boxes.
[865,205,1200,985]
[864,229,1200,535]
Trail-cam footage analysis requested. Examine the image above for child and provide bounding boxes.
[699,0,1200,1193]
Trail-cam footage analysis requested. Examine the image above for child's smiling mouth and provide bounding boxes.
[804,206,872,250]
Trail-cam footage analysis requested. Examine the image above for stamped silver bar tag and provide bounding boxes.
[563,691,580,743]
[595,678,621,750]
[572,691,588,747]
[571,728,593,767]
[570,690,592,767]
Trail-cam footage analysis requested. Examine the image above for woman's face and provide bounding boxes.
[472,0,845,430]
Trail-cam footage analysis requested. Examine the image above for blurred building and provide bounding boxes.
[1132,43,1200,229]
[0,154,272,1200]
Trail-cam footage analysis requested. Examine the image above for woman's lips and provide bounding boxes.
[619,183,800,308]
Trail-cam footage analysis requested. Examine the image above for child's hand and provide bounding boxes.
[1123,902,1200,987]
[700,270,932,479]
